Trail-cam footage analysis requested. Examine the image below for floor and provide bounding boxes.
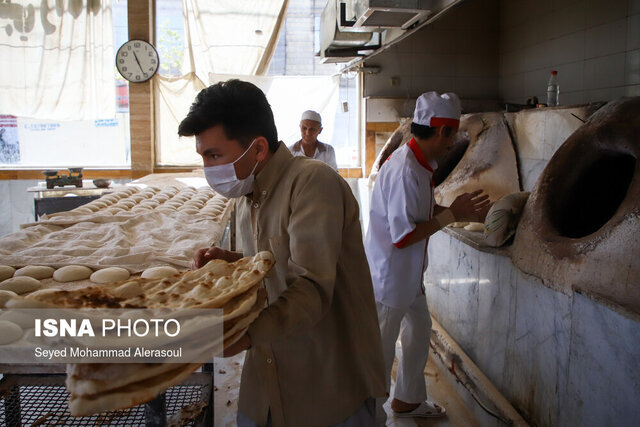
[212,340,481,427]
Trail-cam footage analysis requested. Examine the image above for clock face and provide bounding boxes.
[116,40,159,83]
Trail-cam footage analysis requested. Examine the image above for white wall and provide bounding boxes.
[499,0,640,105]
[0,180,37,237]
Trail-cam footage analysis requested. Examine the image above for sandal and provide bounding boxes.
[393,400,446,418]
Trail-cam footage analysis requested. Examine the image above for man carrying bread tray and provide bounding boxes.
[181,79,386,427]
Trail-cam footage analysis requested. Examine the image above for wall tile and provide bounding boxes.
[9,180,37,233]
[631,0,640,15]
[585,19,628,59]
[445,240,480,357]
[585,0,628,28]
[560,292,640,426]
[0,181,13,237]
[409,76,456,96]
[627,49,640,85]
[503,270,571,426]
[628,14,640,51]
[557,90,587,106]
[583,53,627,89]
[475,253,516,391]
[499,73,526,103]
[524,68,553,100]
[552,1,587,38]
[554,61,584,94]
[552,31,585,65]
[625,84,640,96]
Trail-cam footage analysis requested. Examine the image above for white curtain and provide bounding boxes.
[182,0,288,78]
[154,72,206,166]
[0,0,115,120]
[154,0,288,166]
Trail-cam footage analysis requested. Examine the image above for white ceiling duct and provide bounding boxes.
[349,0,433,29]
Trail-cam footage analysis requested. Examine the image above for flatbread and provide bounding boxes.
[68,363,201,416]
[141,266,180,279]
[8,251,274,310]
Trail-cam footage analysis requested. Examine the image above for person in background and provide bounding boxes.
[288,110,338,171]
[181,79,386,427]
[364,91,491,424]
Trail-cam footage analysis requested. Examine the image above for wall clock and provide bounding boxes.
[116,39,159,83]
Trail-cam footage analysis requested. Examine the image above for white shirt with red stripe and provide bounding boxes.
[364,138,437,309]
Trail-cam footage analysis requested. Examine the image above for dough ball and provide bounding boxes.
[14,265,55,280]
[0,290,18,307]
[0,265,15,281]
[141,266,180,279]
[0,320,23,345]
[53,265,93,282]
[0,276,42,294]
[90,267,131,284]
[464,222,485,232]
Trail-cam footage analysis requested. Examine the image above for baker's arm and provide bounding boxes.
[397,190,490,248]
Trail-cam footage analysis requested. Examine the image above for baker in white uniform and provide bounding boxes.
[364,92,490,423]
[288,110,338,171]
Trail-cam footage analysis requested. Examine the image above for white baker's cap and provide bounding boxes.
[300,110,322,124]
[413,92,461,128]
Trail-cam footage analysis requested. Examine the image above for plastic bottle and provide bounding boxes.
[547,70,559,106]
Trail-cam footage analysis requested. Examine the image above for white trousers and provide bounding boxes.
[376,291,432,404]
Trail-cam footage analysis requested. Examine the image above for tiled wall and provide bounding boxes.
[363,0,639,106]
[425,232,640,426]
[0,180,37,237]
[363,0,500,100]
[500,0,640,105]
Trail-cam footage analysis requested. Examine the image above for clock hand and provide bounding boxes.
[132,51,144,73]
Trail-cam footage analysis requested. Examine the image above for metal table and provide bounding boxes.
[27,182,125,221]
[0,364,214,426]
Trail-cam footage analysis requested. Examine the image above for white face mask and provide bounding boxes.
[203,140,259,198]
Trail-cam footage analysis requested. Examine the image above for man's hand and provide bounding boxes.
[191,246,241,269]
[223,333,251,357]
[449,190,491,222]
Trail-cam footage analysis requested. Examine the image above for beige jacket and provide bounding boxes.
[236,142,386,426]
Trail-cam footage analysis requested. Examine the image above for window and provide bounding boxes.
[156,0,185,78]
[0,0,131,168]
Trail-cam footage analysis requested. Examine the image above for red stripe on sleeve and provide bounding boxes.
[393,229,416,248]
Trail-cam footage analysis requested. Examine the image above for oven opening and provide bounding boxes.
[549,151,635,238]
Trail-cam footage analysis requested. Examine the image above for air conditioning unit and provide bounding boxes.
[349,0,433,29]
[320,0,376,63]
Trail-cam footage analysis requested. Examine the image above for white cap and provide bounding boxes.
[301,110,322,124]
[413,92,461,128]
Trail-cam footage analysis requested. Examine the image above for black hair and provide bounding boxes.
[411,122,454,139]
[178,79,280,153]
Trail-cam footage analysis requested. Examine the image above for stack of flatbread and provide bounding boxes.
[7,251,274,416]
